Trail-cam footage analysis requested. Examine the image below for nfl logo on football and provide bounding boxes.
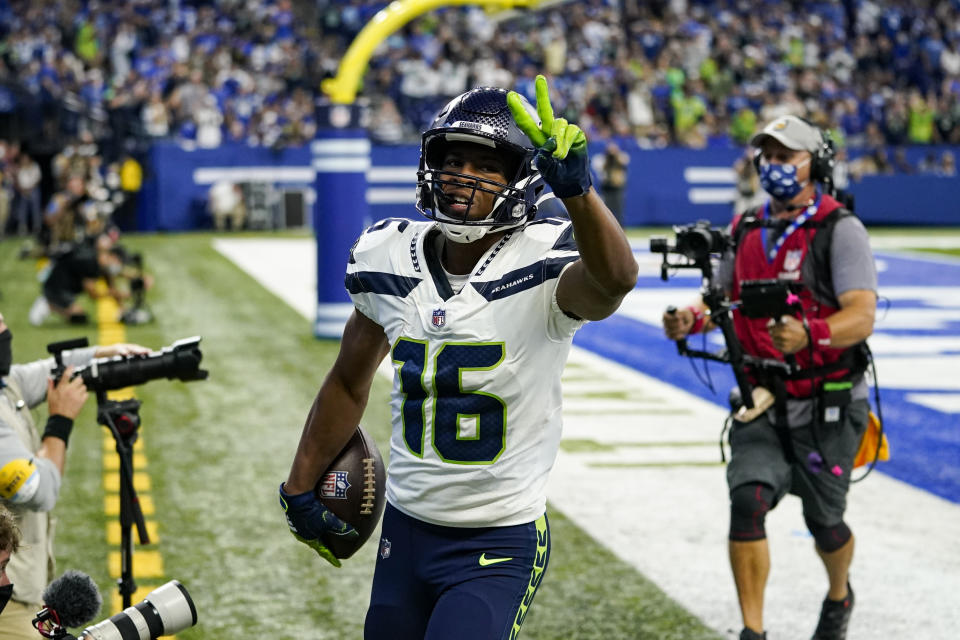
[319,470,351,499]
[432,308,446,328]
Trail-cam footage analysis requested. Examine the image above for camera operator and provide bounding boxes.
[0,310,149,638]
[662,115,877,640]
[28,233,137,327]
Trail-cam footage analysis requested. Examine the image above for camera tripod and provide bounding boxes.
[96,389,150,609]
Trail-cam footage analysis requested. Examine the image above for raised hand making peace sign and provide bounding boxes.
[507,74,593,199]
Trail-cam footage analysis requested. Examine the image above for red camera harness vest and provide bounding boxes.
[731,192,867,398]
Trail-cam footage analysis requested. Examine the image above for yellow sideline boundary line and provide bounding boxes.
[94,293,169,619]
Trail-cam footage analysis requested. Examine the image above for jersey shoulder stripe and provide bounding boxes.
[345,219,428,313]
[472,254,579,301]
[550,223,577,252]
[345,270,422,297]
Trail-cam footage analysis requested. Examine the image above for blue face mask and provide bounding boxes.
[758,158,809,201]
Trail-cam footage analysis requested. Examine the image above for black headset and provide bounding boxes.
[752,117,836,185]
[805,118,837,184]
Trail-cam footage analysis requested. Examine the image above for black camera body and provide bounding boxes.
[48,336,208,394]
[650,220,730,265]
[674,220,729,262]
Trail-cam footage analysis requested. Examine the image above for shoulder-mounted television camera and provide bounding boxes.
[48,336,208,394]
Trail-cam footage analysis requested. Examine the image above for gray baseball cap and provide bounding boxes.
[750,115,821,152]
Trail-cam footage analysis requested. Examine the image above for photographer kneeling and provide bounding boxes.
[29,233,145,327]
[662,116,877,640]
[0,310,149,639]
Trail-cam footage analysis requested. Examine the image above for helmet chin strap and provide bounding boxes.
[439,221,491,244]
[431,170,536,244]
[434,205,493,243]
[436,212,527,244]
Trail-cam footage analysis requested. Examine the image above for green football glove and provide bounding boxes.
[279,483,357,568]
[507,74,593,198]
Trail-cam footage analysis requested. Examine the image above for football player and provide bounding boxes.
[279,75,638,640]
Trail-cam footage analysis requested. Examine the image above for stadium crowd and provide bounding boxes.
[354,0,960,152]
[0,0,957,153]
[0,0,958,238]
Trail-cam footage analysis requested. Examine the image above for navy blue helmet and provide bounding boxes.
[416,87,545,238]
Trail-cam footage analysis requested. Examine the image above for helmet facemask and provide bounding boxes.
[420,137,535,242]
[416,88,543,243]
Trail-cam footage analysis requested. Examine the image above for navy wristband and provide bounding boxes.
[43,414,74,446]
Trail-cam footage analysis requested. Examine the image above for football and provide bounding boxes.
[314,425,387,559]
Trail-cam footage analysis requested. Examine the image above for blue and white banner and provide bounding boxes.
[139,141,960,231]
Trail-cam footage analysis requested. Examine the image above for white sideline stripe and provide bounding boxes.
[214,237,960,640]
[688,187,737,204]
[310,139,371,155]
[316,302,355,321]
[368,188,417,204]
[312,157,370,173]
[368,166,418,183]
[315,320,347,338]
[212,238,317,321]
[872,237,960,249]
[867,335,960,354]
[906,392,960,413]
[193,166,314,185]
[683,167,736,183]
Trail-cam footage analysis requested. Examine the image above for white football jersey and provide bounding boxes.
[346,217,583,527]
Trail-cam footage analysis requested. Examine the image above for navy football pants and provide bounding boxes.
[364,503,550,640]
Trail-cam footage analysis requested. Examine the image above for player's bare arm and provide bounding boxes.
[508,74,637,321]
[284,309,389,494]
[556,189,638,320]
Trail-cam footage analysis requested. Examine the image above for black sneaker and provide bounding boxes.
[811,582,854,640]
[739,628,766,640]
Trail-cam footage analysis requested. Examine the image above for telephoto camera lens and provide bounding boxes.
[79,581,197,640]
[75,336,208,392]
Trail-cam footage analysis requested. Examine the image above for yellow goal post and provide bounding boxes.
[321,0,566,104]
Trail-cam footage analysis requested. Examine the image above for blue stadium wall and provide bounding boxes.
[138,140,960,231]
